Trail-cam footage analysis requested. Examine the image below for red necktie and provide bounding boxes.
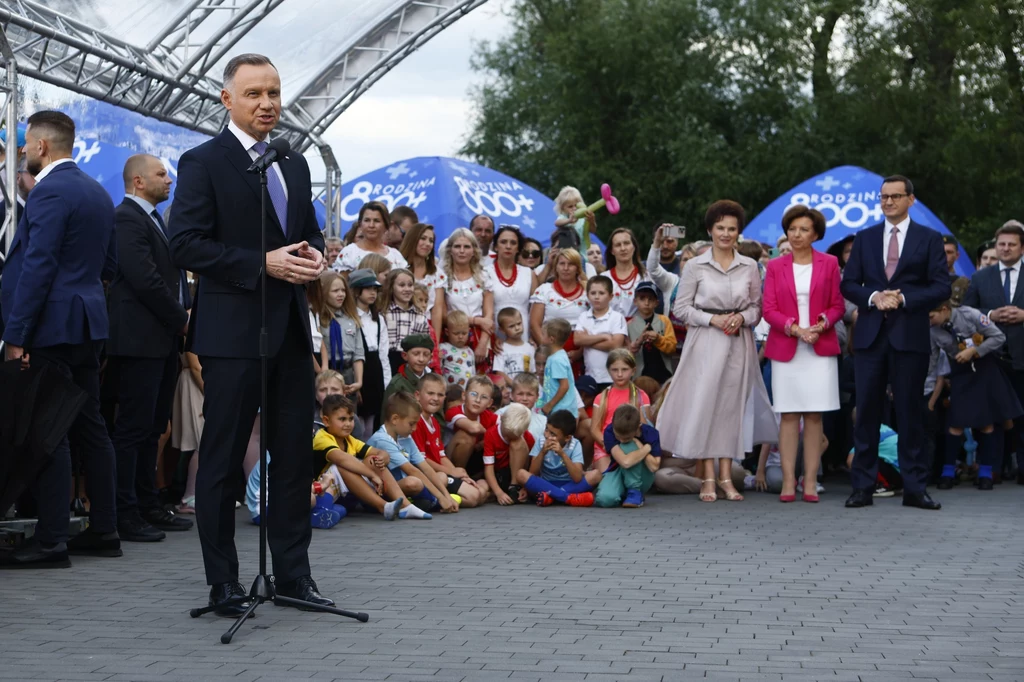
[885,227,900,280]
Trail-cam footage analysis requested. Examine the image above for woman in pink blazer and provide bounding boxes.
[762,206,846,502]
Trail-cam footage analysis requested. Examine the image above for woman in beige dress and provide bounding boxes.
[657,200,777,502]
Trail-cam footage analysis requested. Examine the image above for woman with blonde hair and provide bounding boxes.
[529,247,589,349]
[440,227,494,363]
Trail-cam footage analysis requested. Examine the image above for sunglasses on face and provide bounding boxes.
[521,250,542,259]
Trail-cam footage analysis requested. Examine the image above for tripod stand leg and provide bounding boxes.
[273,595,369,622]
[189,597,251,619]
[220,597,262,644]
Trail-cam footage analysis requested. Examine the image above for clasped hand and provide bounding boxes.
[990,306,1024,324]
[874,289,902,311]
[266,241,325,284]
[711,313,744,335]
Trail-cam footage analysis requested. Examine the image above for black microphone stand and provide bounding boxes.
[189,158,368,643]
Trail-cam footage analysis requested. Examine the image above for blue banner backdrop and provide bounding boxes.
[744,165,974,276]
[330,156,599,250]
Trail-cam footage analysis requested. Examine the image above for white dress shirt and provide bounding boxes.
[32,157,74,184]
[870,216,911,308]
[227,120,288,200]
[881,216,911,266]
[1000,260,1021,303]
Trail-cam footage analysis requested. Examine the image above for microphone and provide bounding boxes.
[247,137,290,173]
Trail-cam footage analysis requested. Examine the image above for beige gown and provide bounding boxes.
[659,249,778,459]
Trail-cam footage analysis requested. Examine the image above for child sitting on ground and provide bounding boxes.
[368,392,459,514]
[444,374,498,474]
[440,310,476,389]
[479,403,535,505]
[594,404,662,508]
[498,373,547,445]
[382,333,434,418]
[491,307,537,380]
[313,394,426,520]
[515,409,600,507]
[412,373,486,507]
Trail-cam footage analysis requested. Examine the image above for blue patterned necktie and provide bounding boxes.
[252,140,288,234]
[1004,267,1012,305]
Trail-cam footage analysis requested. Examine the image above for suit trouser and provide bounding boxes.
[852,331,929,494]
[111,352,179,517]
[195,308,313,586]
[29,342,117,544]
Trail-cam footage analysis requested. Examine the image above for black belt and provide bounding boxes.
[697,307,741,315]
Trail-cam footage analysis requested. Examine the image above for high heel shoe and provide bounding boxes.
[699,479,717,502]
[717,479,743,501]
[779,493,796,503]
[802,492,819,503]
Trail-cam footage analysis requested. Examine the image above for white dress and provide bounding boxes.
[333,243,408,273]
[529,282,590,328]
[770,262,840,413]
[486,261,534,330]
[445,270,495,318]
[417,270,447,315]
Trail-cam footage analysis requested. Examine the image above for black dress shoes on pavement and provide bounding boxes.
[118,512,166,542]
[142,507,193,532]
[0,539,71,569]
[977,477,994,491]
[936,476,956,490]
[902,491,942,510]
[844,489,874,508]
[276,576,336,611]
[209,581,253,618]
[67,527,123,557]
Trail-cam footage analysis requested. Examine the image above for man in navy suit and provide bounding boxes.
[107,154,194,543]
[169,54,330,616]
[1,111,121,568]
[963,220,1024,485]
[840,175,951,510]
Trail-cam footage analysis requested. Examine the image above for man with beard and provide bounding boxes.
[1,110,120,568]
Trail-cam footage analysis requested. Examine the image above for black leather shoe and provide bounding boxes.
[209,581,252,618]
[845,489,874,508]
[903,491,941,510]
[142,507,193,532]
[276,576,335,611]
[977,477,994,491]
[0,539,71,569]
[67,527,123,557]
[1018,473,1024,485]
[937,476,955,490]
[117,513,166,542]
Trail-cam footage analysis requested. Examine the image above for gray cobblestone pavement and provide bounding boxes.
[1,484,1022,681]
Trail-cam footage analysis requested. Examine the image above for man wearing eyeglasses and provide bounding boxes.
[963,220,1024,485]
[840,174,951,511]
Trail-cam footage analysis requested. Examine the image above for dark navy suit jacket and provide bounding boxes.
[168,129,324,359]
[963,263,1024,370]
[840,220,951,354]
[1,161,116,348]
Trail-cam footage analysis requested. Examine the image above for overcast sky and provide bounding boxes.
[44,0,515,180]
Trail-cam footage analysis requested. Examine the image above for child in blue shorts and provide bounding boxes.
[515,409,601,506]
[594,404,662,508]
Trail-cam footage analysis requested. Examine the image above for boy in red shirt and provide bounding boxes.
[444,375,497,475]
[479,403,535,505]
[412,373,486,507]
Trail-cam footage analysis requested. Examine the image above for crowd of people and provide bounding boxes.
[3,52,1022,621]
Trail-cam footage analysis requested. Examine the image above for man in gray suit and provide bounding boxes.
[963,220,1024,484]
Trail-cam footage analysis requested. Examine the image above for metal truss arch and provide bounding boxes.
[281,0,488,151]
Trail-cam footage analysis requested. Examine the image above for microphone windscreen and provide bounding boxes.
[268,137,290,157]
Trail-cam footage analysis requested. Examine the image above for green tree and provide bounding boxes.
[462,0,1024,256]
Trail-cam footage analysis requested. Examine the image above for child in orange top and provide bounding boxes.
[588,349,650,472]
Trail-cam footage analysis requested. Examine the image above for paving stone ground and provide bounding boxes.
[1,482,1023,682]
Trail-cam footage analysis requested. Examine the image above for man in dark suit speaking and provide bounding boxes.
[841,175,951,510]
[169,53,329,615]
[1,111,120,568]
